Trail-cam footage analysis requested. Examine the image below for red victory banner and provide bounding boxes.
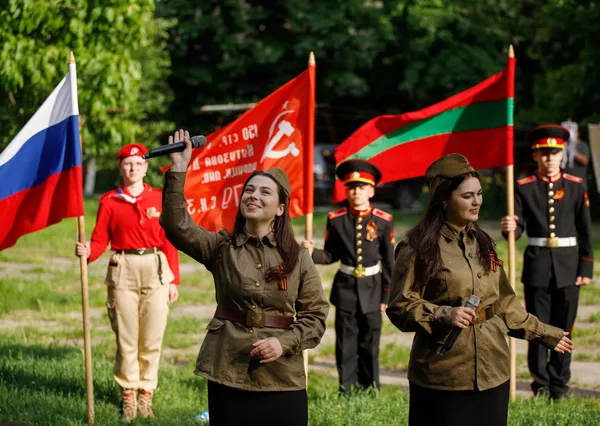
[184,62,315,231]
[332,56,515,202]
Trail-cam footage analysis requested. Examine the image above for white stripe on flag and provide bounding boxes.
[0,65,79,167]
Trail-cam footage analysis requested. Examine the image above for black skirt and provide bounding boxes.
[207,380,308,426]
[409,380,510,426]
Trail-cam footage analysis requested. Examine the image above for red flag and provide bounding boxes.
[184,64,315,231]
[332,57,515,202]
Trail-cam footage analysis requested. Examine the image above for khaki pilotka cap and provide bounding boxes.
[425,153,475,193]
[262,167,291,198]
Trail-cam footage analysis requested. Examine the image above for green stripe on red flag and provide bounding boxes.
[346,98,514,161]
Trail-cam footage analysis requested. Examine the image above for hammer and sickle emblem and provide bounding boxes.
[260,104,301,163]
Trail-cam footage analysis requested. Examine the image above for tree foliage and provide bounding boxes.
[0,0,173,166]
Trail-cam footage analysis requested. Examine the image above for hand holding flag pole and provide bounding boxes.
[505,44,517,402]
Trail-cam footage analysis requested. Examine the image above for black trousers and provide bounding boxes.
[409,381,510,426]
[335,304,382,392]
[524,278,579,397]
[207,381,308,426]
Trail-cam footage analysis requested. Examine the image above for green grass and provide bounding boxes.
[379,343,411,370]
[1,333,600,425]
[588,312,600,323]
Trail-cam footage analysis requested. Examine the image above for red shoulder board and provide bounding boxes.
[517,176,536,185]
[373,208,393,222]
[328,207,348,219]
[563,173,583,184]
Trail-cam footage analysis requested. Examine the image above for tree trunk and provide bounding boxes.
[84,158,97,196]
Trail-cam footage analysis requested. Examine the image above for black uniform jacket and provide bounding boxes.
[508,171,593,288]
[313,206,395,313]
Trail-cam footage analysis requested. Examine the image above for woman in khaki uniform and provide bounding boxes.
[386,154,573,426]
[160,130,329,426]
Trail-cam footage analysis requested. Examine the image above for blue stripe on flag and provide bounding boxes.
[0,115,81,201]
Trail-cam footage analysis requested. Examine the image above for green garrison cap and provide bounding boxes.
[263,167,291,197]
[425,153,475,193]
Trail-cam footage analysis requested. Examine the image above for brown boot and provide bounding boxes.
[138,389,154,418]
[121,389,137,423]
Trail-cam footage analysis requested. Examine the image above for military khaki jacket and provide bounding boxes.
[160,172,329,391]
[387,223,564,391]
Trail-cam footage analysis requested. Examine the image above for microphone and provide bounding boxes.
[142,135,207,159]
[439,295,480,356]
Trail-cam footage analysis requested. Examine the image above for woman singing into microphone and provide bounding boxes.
[159,130,329,426]
[386,154,573,426]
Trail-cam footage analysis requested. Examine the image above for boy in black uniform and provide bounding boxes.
[501,124,594,399]
[302,159,395,393]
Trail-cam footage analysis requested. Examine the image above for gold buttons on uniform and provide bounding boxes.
[248,328,253,333]
[255,282,260,287]
[550,216,555,221]
[549,183,554,189]
[255,263,262,269]
[358,217,363,223]
[548,191,554,196]
[357,248,363,254]
[549,207,555,213]
[251,305,256,309]
[357,240,363,246]
[549,224,555,230]
[357,225,363,230]
[356,233,362,238]
[549,199,555,204]
[357,256,363,261]
[550,232,556,238]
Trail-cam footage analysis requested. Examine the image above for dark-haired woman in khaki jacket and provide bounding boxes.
[160,130,329,426]
[387,154,573,426]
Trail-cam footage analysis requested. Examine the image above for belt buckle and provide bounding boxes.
[473,306,487,324]
[547,237,559,248]
[353,265,366,278]
[246,311,265,327]
[136,248,147,255]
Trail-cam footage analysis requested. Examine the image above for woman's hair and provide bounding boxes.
[406,172,496,292]
[223,171,300,281]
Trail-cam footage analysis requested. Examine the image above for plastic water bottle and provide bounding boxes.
[195,410,209,423]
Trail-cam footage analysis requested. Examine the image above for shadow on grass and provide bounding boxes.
[0,342,120,408]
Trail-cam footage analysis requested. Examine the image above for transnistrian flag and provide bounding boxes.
[183,61,316,231]
[332,57,515,202]
[0,62,84,250]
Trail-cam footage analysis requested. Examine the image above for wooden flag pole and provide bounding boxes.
[71,51,95,424]
[506,44,518,402]
[304,51,316,385]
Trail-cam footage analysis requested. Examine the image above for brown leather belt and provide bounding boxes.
[117,247,159,255]
[215,306,294,329]
[473,305,495,324]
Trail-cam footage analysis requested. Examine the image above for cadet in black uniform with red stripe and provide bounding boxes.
[302,160,395,393]
[501,124,594,399]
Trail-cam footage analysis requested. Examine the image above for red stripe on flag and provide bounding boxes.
[332,127,512,202]
[0,166,84,250]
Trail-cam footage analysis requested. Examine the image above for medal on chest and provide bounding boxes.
[146,206,161,219]
[365,220,378,242]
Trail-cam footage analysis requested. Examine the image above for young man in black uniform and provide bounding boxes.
[501,124,594,399]
[302,159,395,393]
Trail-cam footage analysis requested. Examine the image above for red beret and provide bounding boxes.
[116,143,148,159]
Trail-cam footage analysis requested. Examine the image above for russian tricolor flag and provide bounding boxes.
[0,62,84,251]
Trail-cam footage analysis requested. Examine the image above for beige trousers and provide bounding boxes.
[105,250,174,391]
